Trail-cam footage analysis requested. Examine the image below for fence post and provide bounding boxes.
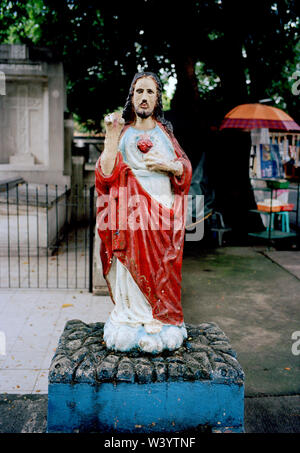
[89,186,95,293]
[297,183,300,233]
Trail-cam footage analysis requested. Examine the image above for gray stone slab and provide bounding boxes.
[48,320,244,386]
[264,251,300,280]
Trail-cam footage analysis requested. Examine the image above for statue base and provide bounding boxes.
[47,320,244,433]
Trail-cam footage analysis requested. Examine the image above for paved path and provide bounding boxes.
[182,244,300,397]
[263,251,300,280]
[0,245,299,432]
[0,289,112,394]
[0,246,299,396]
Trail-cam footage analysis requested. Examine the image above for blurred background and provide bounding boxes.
[0,0,299,290]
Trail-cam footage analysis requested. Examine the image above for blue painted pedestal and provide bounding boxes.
[48,320,244,433]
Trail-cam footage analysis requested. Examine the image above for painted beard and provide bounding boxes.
[135,107,153,119]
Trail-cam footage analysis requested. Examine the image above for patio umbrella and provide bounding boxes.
[220,103,300,131]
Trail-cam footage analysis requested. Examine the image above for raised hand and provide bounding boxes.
[104,112,125,141]
[101,112,125,175]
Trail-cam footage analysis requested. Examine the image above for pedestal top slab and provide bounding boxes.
[49,320,244,386]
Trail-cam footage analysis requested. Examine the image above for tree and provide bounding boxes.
[1,0,299,234]
[1,0,298,135]
[0,0,44,44]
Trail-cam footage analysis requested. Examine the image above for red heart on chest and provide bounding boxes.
[137,135,153,154]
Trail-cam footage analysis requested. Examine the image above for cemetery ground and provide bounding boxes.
[0,244,299,433]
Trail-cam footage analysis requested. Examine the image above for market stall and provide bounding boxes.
[220,103,300,243]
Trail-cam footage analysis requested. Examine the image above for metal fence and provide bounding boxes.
[0,182,95,291]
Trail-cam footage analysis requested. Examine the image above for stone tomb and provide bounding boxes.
[0,44,71,186]
[0,181,70,256]
[48,320,244,433]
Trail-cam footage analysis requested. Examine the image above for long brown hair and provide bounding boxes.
[122,72,173,134]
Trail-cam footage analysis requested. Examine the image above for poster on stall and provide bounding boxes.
[260,144,284,178]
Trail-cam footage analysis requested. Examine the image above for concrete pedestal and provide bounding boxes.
[48,320,244,433]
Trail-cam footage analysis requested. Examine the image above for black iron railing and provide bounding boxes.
[0,182,95,291]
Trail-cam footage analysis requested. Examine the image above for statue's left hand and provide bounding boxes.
[144,150,183,176]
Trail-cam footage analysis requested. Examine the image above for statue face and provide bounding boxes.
[133,76,158,119]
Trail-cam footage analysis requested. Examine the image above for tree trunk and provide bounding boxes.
[217,0,249,112]
[169,55,204,168]
[171,55,200,115]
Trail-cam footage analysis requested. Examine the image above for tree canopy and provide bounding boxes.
[0,0,299,154]
[1,0,299,235]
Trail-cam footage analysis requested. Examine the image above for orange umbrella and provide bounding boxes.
[220,103,300,131]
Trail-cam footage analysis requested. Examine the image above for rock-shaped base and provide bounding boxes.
[48,320,245,433]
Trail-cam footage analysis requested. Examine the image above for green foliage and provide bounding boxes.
[0,0,44,44]
[0,0,299,132]
[195,62,221,97]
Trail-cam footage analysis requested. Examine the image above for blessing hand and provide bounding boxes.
[104,112,125,142]
[101,112,125,175]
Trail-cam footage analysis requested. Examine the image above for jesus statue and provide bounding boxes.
[95,72,192,353]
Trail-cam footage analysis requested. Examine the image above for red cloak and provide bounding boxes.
[95,122,192,325]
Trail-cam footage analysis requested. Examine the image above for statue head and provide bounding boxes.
[122,72,173,133]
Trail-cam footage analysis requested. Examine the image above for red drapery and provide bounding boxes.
[95,122,192,325]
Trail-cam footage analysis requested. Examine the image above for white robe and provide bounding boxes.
[106,124,176,332]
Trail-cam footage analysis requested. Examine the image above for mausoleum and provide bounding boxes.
[0,44,71,186]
